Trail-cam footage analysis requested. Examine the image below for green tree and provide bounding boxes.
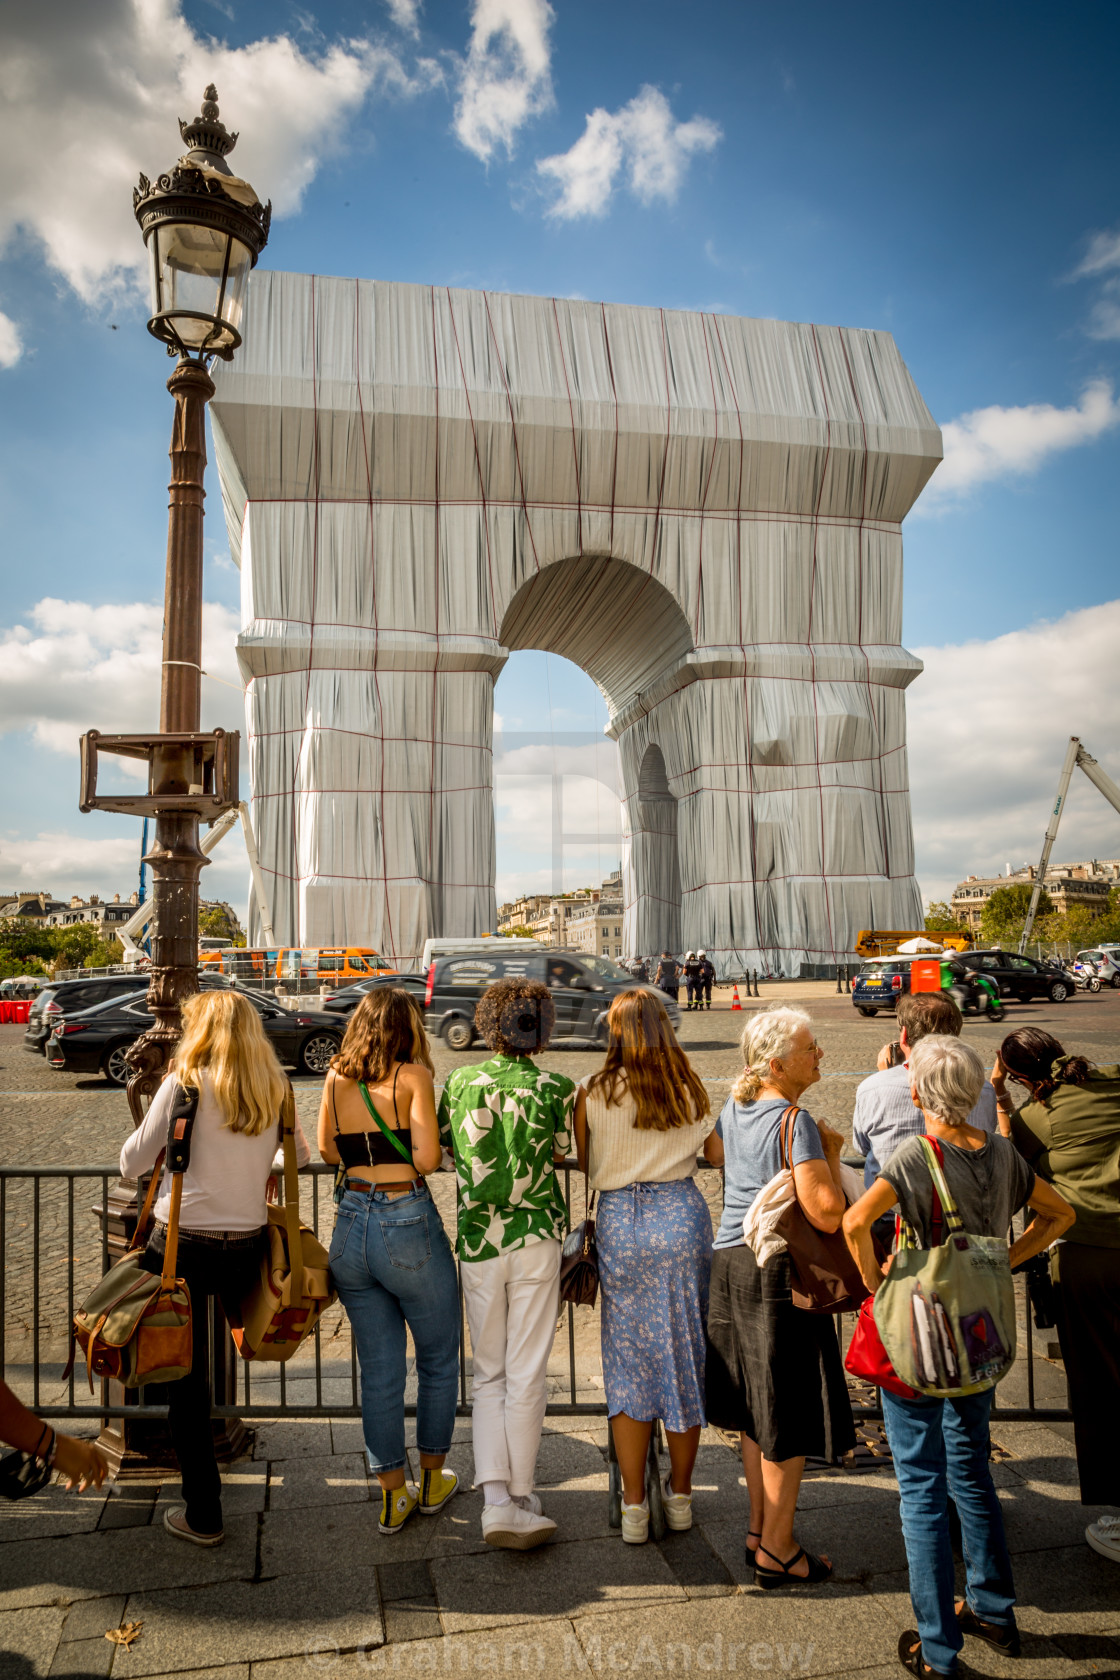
[924,901,964,933]
[0,917,57,967]
[499,926,536,939]
[199,904,239,943]
[979,883,1054,948]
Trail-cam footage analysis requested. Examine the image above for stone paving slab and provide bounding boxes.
[0,1513,258,1611]
[266,1453,371,1512]
[431,1533,687,1634]
[0,1608,67,1680]
[110,1573,383,1678]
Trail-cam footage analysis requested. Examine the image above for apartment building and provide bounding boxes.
[952,860,1119,930]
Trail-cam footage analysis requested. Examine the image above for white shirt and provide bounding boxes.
[852,1062,999,1187]
[119,1071,311,1233]
[579,1076,715,1192]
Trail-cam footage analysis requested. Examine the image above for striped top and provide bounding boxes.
[580,1076,715,1192]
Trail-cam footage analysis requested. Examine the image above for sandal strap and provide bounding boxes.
[757,1544,806,1572]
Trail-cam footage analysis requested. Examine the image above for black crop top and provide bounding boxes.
[331,1068,414,1170]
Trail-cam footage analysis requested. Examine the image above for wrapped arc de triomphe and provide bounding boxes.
[210,273,941,976]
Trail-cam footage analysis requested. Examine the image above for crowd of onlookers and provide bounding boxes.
[3,978,1117,1680]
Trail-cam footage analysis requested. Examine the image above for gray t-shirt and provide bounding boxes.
[880,1134,1035,1249]
[714,1096,826,1249]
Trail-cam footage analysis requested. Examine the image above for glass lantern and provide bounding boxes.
[147,220,254,358]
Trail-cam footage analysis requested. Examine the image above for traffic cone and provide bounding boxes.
[731,985,742,1011]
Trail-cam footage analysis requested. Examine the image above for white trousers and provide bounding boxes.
[461,1237,561,1498]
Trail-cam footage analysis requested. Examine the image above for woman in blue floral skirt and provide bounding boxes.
[574,989,719,1543]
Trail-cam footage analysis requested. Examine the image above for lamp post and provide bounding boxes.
[79,88,269,1470]
[81,86,269,1108]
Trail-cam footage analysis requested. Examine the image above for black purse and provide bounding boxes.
[559,1194,599,1307]
[0,1447,53,1501]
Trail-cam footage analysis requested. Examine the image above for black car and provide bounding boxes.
[25,973,152,1054]
[955,949,1076,1004]
[46,987,343,1086]
[320,972,428,1018]
[424,948,678,1051]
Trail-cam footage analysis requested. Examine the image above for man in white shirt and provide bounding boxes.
[852,991,1004,1192]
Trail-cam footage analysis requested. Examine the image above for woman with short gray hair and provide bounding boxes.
[704,1007,854,1588]
[844,1035,1074,1678]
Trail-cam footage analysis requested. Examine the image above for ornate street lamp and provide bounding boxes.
[78,90,268,1471]
[80,88,269,1113]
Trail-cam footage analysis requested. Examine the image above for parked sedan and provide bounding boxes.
[46,988,343,1086]
[320,972,427,1019]
[25,974,151,1054]
[955,949,1076,1003]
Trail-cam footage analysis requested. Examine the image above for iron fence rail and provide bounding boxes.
[0,1162,1072,1424]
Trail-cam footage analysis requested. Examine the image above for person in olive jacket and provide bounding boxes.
[995,1028,1120,1564]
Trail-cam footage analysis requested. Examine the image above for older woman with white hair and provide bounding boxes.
[844,1035,1074,1679]
[704,1006,853,1588]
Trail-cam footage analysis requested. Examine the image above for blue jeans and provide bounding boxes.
[882,1388,1017,1675]
[329,1184,461,1473]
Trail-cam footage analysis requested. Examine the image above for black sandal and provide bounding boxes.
[754,1543,833,1589]
[896,1631,953,1678]
[745,1530,762,1569]
[956,1601,1021,1657]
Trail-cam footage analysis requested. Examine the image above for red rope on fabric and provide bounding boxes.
[601,302,620,556]
[808,323,838,963]
[652,307,672,574]
[427,285,442,893]
[694,314,720,644]
[709,311,765,963]
[837,327,892,881]
[286,274,323,943]
[483,291,540,576]
[551,297,583,556]
[445,287,498,636]
[354,278,397,962]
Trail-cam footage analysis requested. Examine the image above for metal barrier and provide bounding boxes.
[0,1162,1072,1425]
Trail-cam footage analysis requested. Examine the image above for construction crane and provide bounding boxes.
[1019,737,1120,952]
[118,802,275,963]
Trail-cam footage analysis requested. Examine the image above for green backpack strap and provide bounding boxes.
[357,1078,414,1167]
[917,1135,964,1234]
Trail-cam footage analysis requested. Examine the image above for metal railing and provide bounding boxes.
[0,1162,1072,1425]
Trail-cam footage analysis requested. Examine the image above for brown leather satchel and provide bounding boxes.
[773,1106,868,1315]
[559,1194,599,1307]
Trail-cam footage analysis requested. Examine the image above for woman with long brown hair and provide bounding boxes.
[318,988,460,1537]
[573,988,719,1544]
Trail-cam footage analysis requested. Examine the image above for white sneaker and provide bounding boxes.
[482,1501,557,1550]
[621,1498,649,1544]
[1086,1514,1120,1562]
[513,1492,542,1515]
[661,1473,693,1532]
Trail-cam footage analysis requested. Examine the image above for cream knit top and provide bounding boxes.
[579,1076,715,1192]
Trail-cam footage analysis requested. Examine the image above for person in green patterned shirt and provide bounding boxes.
[439,976,574,1550]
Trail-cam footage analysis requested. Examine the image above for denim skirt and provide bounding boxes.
[597,1178,712,1433]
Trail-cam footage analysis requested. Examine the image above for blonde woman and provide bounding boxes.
[319,989,460,1536]
[120,991,310,1546]
[704,1006,852,1587]
[574,990,718,1544]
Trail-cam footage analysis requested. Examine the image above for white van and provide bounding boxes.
[419,935,544,972]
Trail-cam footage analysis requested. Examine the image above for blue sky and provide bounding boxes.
[1,0,1118,919]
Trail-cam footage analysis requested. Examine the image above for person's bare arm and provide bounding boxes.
[843,1178,899,1292]
[573,1087,589,1175]
[0,1382,109,1492]
[407,1067,442,1175]
[703,1126,724,1167]
[317,1072,340,1166]
[1009,1177,1076,1269]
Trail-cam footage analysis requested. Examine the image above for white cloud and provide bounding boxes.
[917,379,1120,510]
[0,0,435,305]
[0,597,243,760]
[0,827,251,922]
[1071,228,1120,279]
[453,0,554,163]
[908,600,1120,905]
[385,0,422,36]
[0,308,21,368]
[537,85,721,220]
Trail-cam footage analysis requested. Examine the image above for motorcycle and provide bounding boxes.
[946,964,1005,1022]
[1072,960,1102,994]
